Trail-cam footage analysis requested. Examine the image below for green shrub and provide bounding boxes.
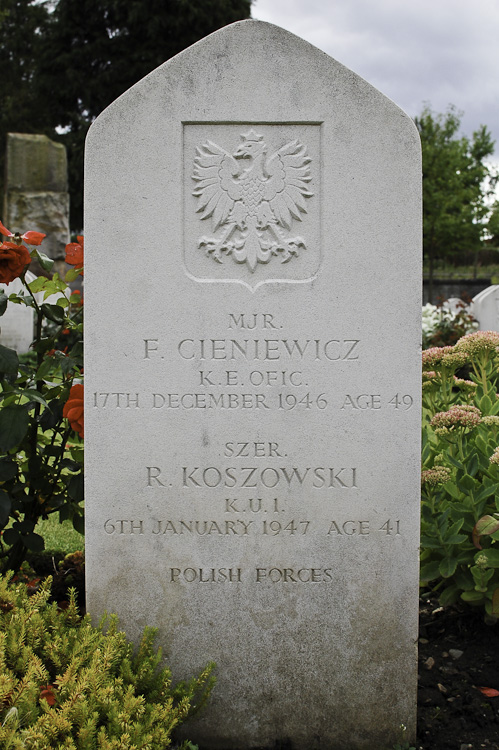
[0,574,214,748]
[421,331,499,619]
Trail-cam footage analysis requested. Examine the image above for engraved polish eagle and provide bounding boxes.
[191,130,314,272]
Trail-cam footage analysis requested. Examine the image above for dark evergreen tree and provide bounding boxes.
[0,0,52,206]
[0,0,252,228]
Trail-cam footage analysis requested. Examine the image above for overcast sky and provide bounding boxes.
[252,0,499,156]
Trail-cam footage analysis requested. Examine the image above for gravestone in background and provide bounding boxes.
[471,285,499,332]
[0,272,36,353]
[85,20,421,749]
[4,133,70,276]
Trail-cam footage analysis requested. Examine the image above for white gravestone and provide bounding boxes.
[0,272,37,353]
[85,21,421,750]
[471,285,499,331]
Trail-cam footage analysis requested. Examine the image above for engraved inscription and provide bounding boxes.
[192,130,314,272]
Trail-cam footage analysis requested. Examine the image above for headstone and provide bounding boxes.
[0,270,70,353]
[85,20,421,749]
[0,272,37,353]
[471,285,499,331]
[3,133,70,275]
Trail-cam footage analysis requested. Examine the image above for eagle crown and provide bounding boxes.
[233,130,267,161]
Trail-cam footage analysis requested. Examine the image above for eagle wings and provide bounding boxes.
[191,130,314,272]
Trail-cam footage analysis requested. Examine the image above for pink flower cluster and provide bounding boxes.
[422,346,454,369]
[421,466,452,486]
[490,447,499,465]
[455,330,499,356]
[430,404,482,431]
[422,346,468,371]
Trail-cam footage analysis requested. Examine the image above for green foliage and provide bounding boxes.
[415,105,496,300]
[421,331,499,619]
[0,574,214,748]
[0,265,83,574]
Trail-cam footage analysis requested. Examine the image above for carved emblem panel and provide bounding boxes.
[183,123,321,291]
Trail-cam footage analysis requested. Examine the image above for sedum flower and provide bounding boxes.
[422,346,454,369]
[431,404,481,432]
[475,554,489,569]
[422,370,438,381]
[453,377,476,394]
[490,446,499,465]
[455,330,499,356]
[421,466,452,485]
[482,416,499,427]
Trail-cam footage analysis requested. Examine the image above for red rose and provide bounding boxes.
[0,241,31,284]
[0,219,45,246]
[65,236,84,274]
[63,384,84,438]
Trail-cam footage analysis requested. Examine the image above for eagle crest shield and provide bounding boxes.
[191,129,314,274]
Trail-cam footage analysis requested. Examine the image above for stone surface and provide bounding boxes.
[471,285,499,331]
[4,133,70,268]
[85,20,421,749]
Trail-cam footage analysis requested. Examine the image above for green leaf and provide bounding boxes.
[461,589,486,602]
[473,515,499,548]
[456,473,476,492]
[31,249,54,273]
[0,459,17,481]
[444,482,461,500]
[0,490,11,527]
[67,474,84,503]
[480,394,493,413]
[492,588,499,616]
[439,584,460,606]
[439,557,458,578]
[65,268,79,282]
[476,548,499,568]
[0,345,19,375]
[17,389,49,408]
[446,454,463,470]
[35,358,55,381]
[2,527,19,546]
[72,513,84,535]
[28,276,48,293]
[0,405,29,452]
[476,483,499,503]
[420,536,442,549]
[41,303,65,324]
[420,559,441,582]
[0,291,7,317]
[445,534,468,545]
[22,532,45,552]
[467,452,479,477]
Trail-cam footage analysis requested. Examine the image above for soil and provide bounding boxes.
[417,596,499,750]
[19,556,499,750]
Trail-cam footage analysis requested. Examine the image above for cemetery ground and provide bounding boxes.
[17,520,499,750]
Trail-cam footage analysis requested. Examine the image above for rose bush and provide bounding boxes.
[0,227,84,573]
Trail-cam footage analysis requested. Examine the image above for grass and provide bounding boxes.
[34,514,83,555]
